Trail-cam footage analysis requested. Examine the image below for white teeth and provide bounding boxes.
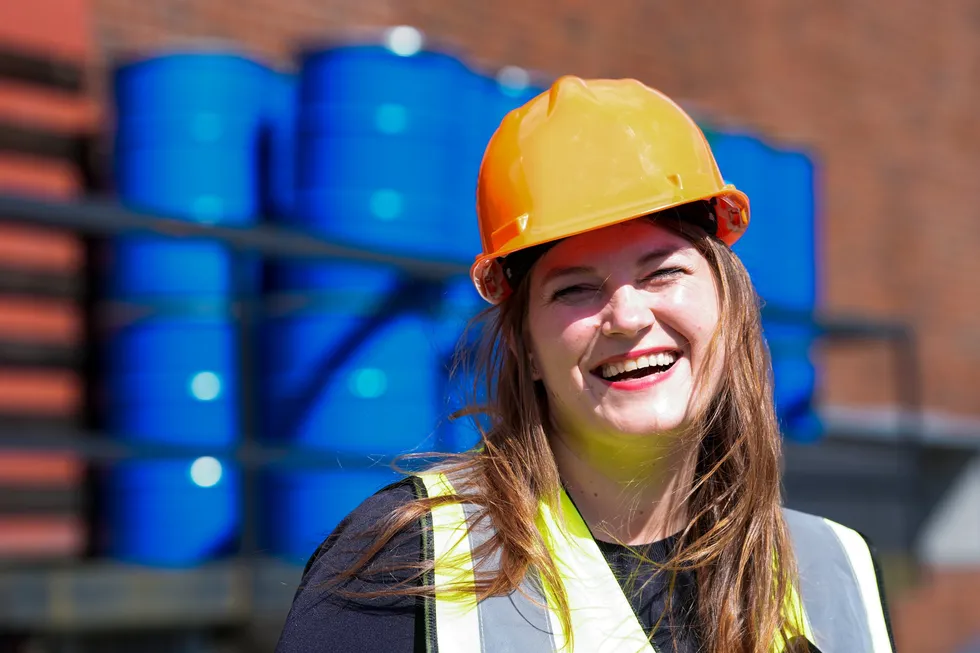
[598,351,679,379]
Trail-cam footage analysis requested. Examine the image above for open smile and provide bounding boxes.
[589,348,682,387]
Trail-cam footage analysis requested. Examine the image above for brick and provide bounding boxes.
[0,224,83,272]
[0,298,82,344]
[0,154,82,199]
[0,516,85,558]
[0,81,99,133]
[0,0,94,59]
[0,452,84,486]
[0,370,81,415]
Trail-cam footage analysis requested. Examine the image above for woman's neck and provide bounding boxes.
[549,428,697,545]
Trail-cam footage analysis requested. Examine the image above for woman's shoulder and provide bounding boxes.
[781,507,888,588]
[782,508,895,649]
[277,476,426,653]
[781,507,879,556]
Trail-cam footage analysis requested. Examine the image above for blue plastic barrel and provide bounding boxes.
[105,238,235,298]
[114,53,268,117]
[263,72,298,219]
[105,366,237,447]
[455,69,544,258]
[105,459,239,567]
[764,322,820,440]
[261,274,440,453]
[260,259,441,559]
[114,52,267,223]
[105,51,268,563]
[704,128,821,440]
[105,316,235,374]
[261,34,468,559]
[105,315,237,442]
[102,315,240,561]
[111,51,266,297]
[431,277,484,453]
[294,43,472,260]
[261,467,404,563]
[115,146,257,225]
[760,148,820,440]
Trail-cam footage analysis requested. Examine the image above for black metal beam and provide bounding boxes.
[0,195,472,281]
[760,304,912,341]
[0,265,83,299]
[0,340,83,369]
[0,121,87,160]
[0,47,84,92]
[0,559,300,630]
[0,428,435,471]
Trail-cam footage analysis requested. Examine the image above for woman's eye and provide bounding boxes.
[644,267,685,282]
[550,284,597,301]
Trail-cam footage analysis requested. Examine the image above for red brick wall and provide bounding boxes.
[893,567,980,653]
[0,0,95,559]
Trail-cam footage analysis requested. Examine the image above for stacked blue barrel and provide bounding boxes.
[704,128,821,441]
[433,65,545,454]
[263,70,298,220]
[105,52,269,565]
[261,27,470,561]
[431,275,484,453]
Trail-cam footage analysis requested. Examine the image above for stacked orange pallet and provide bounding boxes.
[0,0,98,560]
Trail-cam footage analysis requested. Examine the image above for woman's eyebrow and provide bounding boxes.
[540,246,684,286]
[540,265,595,286]
[635,246,682,268]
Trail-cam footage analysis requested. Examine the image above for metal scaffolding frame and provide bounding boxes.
[0,192,932,643]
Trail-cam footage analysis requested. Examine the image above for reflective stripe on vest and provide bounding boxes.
[420,472,892,653]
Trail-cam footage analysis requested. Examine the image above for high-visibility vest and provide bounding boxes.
[418,472,894,653]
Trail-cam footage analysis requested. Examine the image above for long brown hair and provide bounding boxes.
[332,208,806,653]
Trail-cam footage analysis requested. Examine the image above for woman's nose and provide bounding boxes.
[600,285,655,337]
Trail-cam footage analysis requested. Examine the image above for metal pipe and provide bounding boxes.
[0,194,470,279]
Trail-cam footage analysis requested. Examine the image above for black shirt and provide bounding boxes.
[276,478,701,653]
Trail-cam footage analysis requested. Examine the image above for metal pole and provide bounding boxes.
[0,195,469,280]
[894,327,925,564]
[233,248,259,624]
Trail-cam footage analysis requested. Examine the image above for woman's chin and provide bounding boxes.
[593,413,692,440]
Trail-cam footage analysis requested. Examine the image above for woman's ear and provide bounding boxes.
[505,323,541,381]
[529,354,541,381]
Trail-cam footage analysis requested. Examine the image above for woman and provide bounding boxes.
[277,76,895,653]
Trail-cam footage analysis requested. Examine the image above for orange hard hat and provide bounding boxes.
[470,75,750,304]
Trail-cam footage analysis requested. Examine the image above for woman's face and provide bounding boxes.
[526,219,721,441]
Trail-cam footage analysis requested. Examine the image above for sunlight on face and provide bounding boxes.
[526,219,721,443]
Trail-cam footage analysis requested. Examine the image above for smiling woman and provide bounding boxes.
[276,77,895,653]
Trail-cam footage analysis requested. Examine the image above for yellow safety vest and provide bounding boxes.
[418,472,893,653]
